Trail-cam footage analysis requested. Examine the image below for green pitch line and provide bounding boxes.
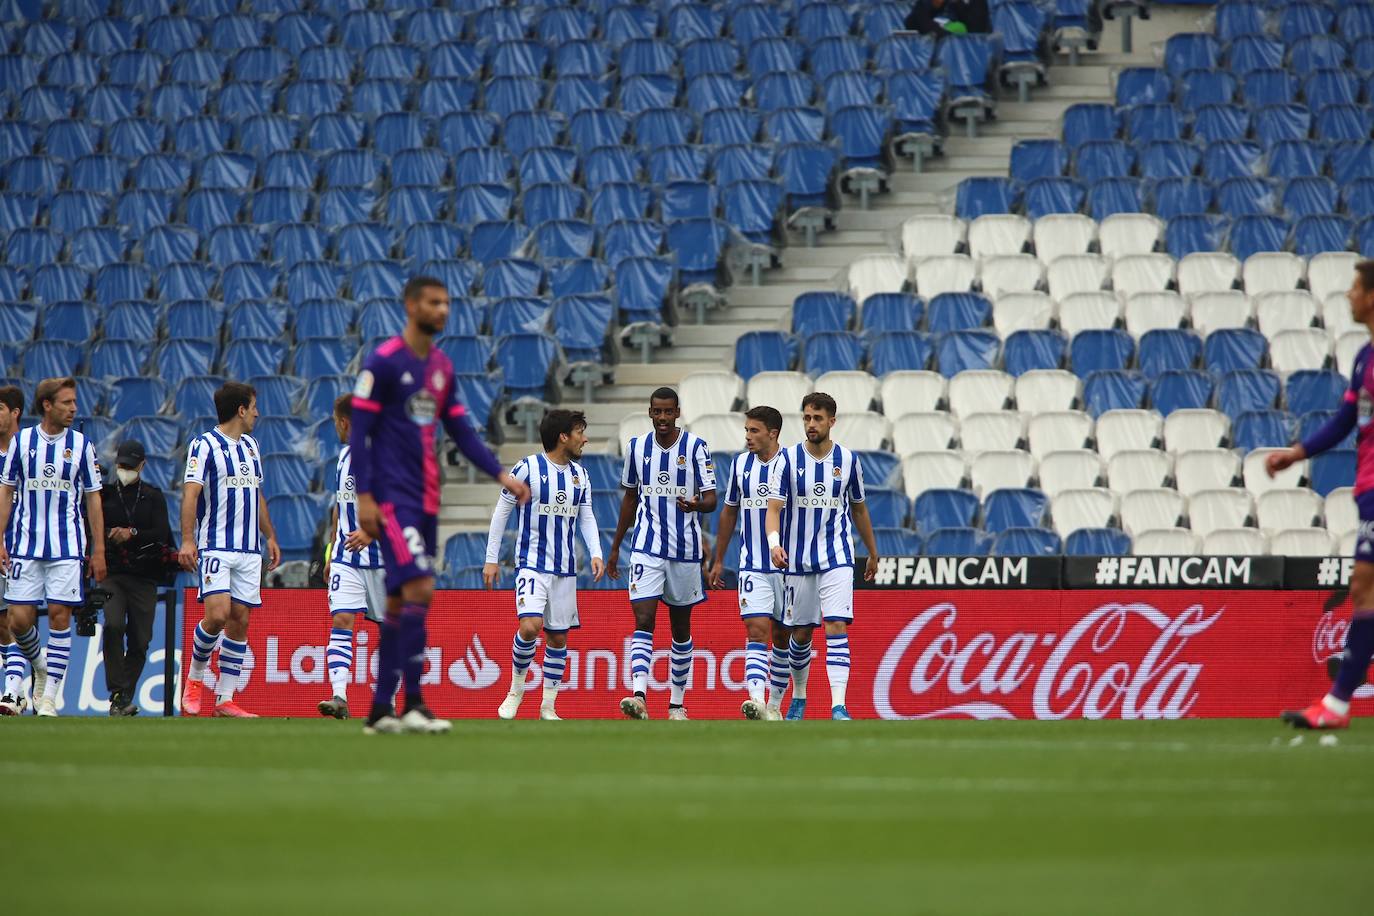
[7,720,1371,916]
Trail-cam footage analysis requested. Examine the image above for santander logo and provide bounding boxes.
[873,602,1225,721]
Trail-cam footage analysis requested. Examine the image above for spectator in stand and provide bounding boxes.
[904,0,991,34]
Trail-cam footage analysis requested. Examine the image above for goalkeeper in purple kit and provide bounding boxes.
[350,276,530,734]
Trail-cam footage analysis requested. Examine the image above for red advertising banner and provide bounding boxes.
[182,589,1374,720]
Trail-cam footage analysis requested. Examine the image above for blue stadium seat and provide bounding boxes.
[267,494,324,562]
[993,527,1062,556]
[1309,449,1355,497]
[1139,142,1201,181]
[856,450,903,490]
[255,416,309,457]
[734,331,795,380]
[870,331,933,375]
[870,528,922,558]
[1023,178,1085,219]
[249,375,304,418]
[223,338,285,379]
[39,300,99,343]
[261,451,313,502]
[1125,105,1183,144]
[1062,103,1120,147]
[1065,528,1131,556]
[956,177,1019,219]
[494,333,558,402]
[1010,139,1068,181]
[1148,370,1214,417]
[864,488,909,529]
[925,527,992,556]
[1005,330,1068,376]
[1071,329,1134,376]
[928,292,991,333]
[983,488,1049,534]
[1165,214,1230,259]
[1282,178,1339,219]
[1293,215,1353,258]
[792,291,856,336]
[1164,34,1221,79]
[860,293,923,335]
[1218,369,1281,422]
[1233,409,1294,452]
[489,297,549,337]
[21,340,81,380]
[1287,370,1346,417]
[1084,370,1147,417]
[936,329,999,377]
[915,489,978,533]
[1088,178,1145,220]
[32,264,90,304]
[87,338,151,380]
[228,298,288,339]
[1205,328,1267,373]
[1139,330,1201,380]
[1229,215,1291,261]
[614,256,673,324]
[0,301,37,343]
[803,331,866,377]
[1217,177,1277,218]
[1298,410,1357,450]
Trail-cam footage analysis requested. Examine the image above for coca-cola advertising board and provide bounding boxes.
[182,589,1374,720]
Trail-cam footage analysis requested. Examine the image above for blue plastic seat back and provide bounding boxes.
[1138,330,1201,380]
[928,292,992,334]
[1083,370,1147,417]
[1233,409,1294,452]
[870,331,933,375]
[1165,214,1230,259]
[936,329,1000,378]
[250,375,304,418]
[803,331,866,377]
[1023,178,1085,219]
[1229,215,1291,262]
[860,292,923,334]
[1010,139,1068,181]
[1065,528,1131,556]
[1310,449,1355,497]
[40,300,100,343]
[993,527,1062,556]
[956,177,1020,219]
[983,488,1050,535]
[1287,370,1346,416]
[1071,329,1134,376]
[855,450,902,490]
[791,291,856,336]
[734,330,794,379]
[925,527,992,556]
[1005,330,1067,376]
[914,488,979,533]
[1204,328,1267,373]
[87,338,150,379]
[1218,369,1281,421]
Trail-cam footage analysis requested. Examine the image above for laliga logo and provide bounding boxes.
[873,602,1224,721]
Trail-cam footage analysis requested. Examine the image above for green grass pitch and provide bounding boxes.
[8,718,1372,915]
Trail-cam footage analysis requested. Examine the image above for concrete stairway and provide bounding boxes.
[438,6,1207,537]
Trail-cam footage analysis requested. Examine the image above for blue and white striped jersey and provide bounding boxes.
[771,442,865,575]
[621,430,716,562]
[724,450,787,574]
[0,426,101,560]
[183,429,263,553]
[332,445,382,569]
[0,442,10,554]
[492,453,599,576]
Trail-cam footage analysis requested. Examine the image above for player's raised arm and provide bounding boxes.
[483,462,524,589]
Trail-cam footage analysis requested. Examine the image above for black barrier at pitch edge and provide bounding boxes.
[855,555,1357,590]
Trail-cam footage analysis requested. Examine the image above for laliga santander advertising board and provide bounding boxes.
[181,586,1374,720]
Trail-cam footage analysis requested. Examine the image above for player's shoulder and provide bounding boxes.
[337,443,351,465]
[242,433,261,453]
[685,430,709,450]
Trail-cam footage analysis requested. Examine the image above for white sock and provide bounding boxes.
[669,638,693,706]
[188,622,219,682]
[789,637,811,701]
[745,640,768,704]
[826,632,850,709]
[542,682,558,710]
[1322,694,1351,716]
[44,627,72,702]
[326,627,352,700]
[630,630,652,696]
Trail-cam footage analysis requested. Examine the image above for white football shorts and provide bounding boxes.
[783,566,854,627]
[6,558,84,606]
[628,551,704,608]
[328,563,386,623]
[737,570,785,621]
[198,550,262,608]
[515,569,580,631]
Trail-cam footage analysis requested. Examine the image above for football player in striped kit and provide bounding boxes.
[765,392,880,721]
[319,395,386,720]
[0,377,107,717]
[178,382,282,718]
[486,409,604,721]
[607,387,717,720]
[708,406,790,721]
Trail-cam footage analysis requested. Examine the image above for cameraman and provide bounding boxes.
[100,440,171,716]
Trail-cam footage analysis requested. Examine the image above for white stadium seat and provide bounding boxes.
[1112,253,1175,298]
[1188,488,1254,537]
[746,371,811,412]
[780,412,805,445]
[1242,448,1306,494]
[1039,449,1105,497]
[1133,527,1200,555]
[847,253,908,308]
[689,412,747,450]
[1242,252,1305,295]
[1095,408,1163,461]
[1123,291,1187,339]
[879,370,946,414]
[1308,252,1360,303]
[1323,292,1357,336]
[960,411,1025,454]
[1027,410,1092,458]
[901,451,967,500]
[1254,290,1318,337]
[1015,369,1081,413]
[1057,291,1122,337]
[892,411,958,455]
[1097,213,1163,258]
[1189,291,1253,336]
[1270,528,1336,557]
[1256,488,1323,535]
[1340,529,1358,556]
[1325,488,1358,536]
[1177,252,1241,296]
[1337,329,1366,376]
[618,412,653,455]
[901,214,966,260]
[832,411,890,450]
[1162,408,1229,454]
[948,369,1015,418]
[1202,528,1268,556]
[1107,448,1173,493]
[1174,449,1242,495]
[1120,489,1187,535]
[979,254,1044,298]
[993,291,1055,335]
[970,449,1037,495]
[1051,487,1118,537]
[1046,253,1111,300]
[1033,214,1097,264]
[1268,328,1330,373]
[915,254,977,297]
[678,370,743,425]
[968,214,1032,259]
[814,370,879,415]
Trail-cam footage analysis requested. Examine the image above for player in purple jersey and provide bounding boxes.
[1270,260,1374,731]
[350,276,530,735]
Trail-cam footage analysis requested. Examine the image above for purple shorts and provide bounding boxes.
[1355,492,1374,563]
[376,501,438,595]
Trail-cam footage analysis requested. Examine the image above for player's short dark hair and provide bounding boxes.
[333,394,352,419]
[540,409,587,452]
[0,385,23,415]
[649,386,679,406]
[801,392,837,416]
[214,381,257,423]
[745,405,782,432]
[404,275,446,301]
[1357,260,1374,294]
[33,376,75,415]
